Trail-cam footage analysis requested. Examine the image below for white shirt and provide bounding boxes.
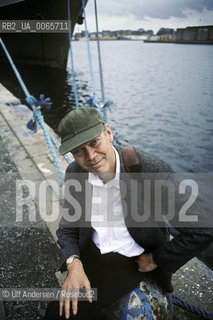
[88,147,144,257]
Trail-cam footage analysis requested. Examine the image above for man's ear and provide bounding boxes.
[105,124,113,142]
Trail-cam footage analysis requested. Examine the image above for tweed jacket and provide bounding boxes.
[56,146,212,292]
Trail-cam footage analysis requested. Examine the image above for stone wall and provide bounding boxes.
[176,26,213,43]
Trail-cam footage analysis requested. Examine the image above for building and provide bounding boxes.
[176,26,213,44]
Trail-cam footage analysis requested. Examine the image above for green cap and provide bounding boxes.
[58,107,105,155]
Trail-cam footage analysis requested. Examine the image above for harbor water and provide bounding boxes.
[0,41,213,172]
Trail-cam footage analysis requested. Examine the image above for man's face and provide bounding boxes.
[71,124,116,176]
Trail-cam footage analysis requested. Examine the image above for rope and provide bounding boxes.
[25,96,72,165]
[170,293,213,320]
[50,135,72,164]
[0,37,66,184]
[82,0,114,123]
[82,0,104,118]
[27,104,65,184]
[94,0,107,122]
[0,38,30,97]
[67,0,79,109]
[82,0,98,104]
[166,293,174,318]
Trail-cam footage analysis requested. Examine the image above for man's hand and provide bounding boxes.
[135,253,157,272]
[60,259,92,319]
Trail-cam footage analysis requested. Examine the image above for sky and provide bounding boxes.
[75,0,213,34]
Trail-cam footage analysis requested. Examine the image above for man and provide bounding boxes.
[47,107,212,320]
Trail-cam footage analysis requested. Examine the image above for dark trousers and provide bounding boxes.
[45,300,104,320]
[45,241,159,320]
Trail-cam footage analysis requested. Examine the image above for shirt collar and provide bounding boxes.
[88,146,120,188]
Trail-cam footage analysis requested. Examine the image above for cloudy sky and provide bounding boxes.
[75,0,213,34]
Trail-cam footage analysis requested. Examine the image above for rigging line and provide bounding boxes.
[94,0,105,104]
[94,0,107,122]
[0,37,65,184]
[67,0,79,109]
[82,0,98,101]
[0,37,30,98]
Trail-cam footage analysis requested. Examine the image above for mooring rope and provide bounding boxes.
[82,0,98,104]
[67,0,79,109]
[94,0,107,121]
[0,37,72,184]
[82,0,114,123]
[50,135,72,164]
[0,38,30,97]
[170,293,213,320]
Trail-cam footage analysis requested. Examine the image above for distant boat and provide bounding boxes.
[0,0,88,69]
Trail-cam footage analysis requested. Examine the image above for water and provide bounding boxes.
[1,41,213,172]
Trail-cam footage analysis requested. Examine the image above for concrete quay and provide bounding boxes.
[0,83,212,319]
[0,83,67,319]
